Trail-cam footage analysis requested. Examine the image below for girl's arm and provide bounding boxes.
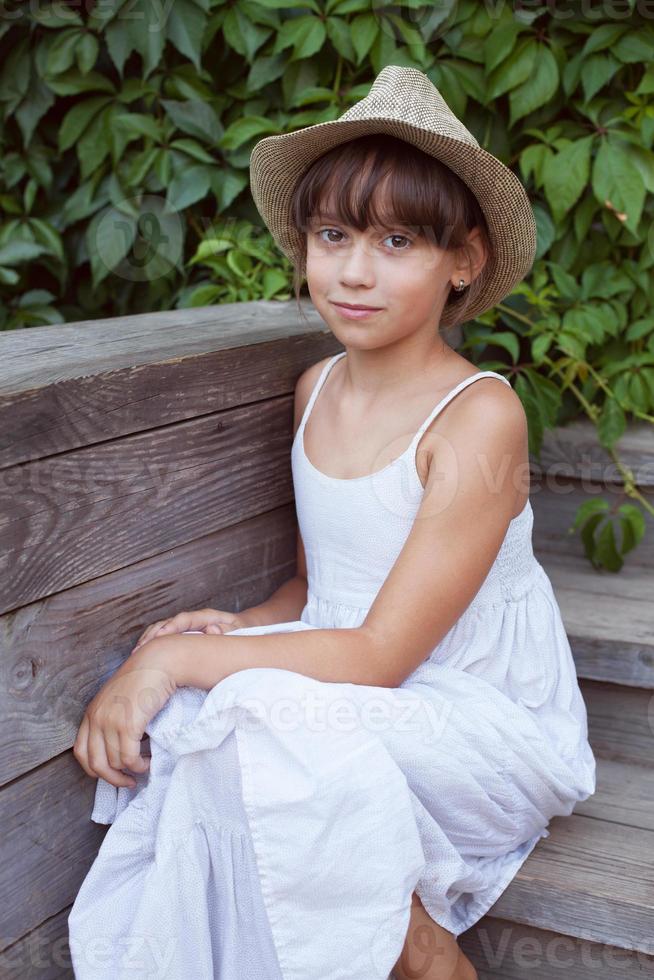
[148,623,389,690]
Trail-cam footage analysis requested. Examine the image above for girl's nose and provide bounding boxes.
[338,239,376,287]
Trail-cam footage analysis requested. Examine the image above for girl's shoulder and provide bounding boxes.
[293,354,334,437]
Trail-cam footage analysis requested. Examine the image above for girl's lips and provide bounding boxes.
[331,302,382,320]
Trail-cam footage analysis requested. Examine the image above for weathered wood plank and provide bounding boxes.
[0,299,336,468]
[489,813,654,953]
[536,551,654,688]
[0,751,105,953]
[0,505,297,784]
[0,906,74,978]
[581,678,654,767]
[0,399,295,613]
[574,757,654,832]
[530,416,654,488]
[459,916,654,978]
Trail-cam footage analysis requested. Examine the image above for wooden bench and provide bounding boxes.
[1,300,652,978]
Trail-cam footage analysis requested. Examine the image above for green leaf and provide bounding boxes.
[223,7,271,62]
[190,238,233,263]
[45,69,115,95]
[488,331,520,363]
[18,289,56,306]
[208,167,249,211]
[274,15,326,61]
[580,23,626,57]
[594,519,622,571]
[59,96,113,151]
[578,510,605,563]
[325,16,356,64]
[186,283,224,305]
[113,113,162,141]
[161,99,223,145]
[617,503,646,553]
[226,249,253,278]
[77,105,113,179]
[46,28,84,75]
[0,37,30,105]
[28,218,65,261]
[597,395,626,449]
[592,137,646,234]
[519,142,550,187]
[76,33,100,75]
[262,267,289,299]
[350,12,378,64]
[542,136,593,220]
[166,164,212,210]
[557,328,587,361]
[625,316,654,341]
[520,388,545,457]
[105,0,166,77]
[532,202,555,259]
[246,54,287,92]
[288,86,337,107]
[509,43,559,126]
[549,263,580,301]
[635,64,654,95]
[87,205,137,286]
[0,267,20,286]
[15,82,53,148]
[612,30,654,64]
[580,52,620,102]
[169,138,216,163]
[0,240,48,265]
[484,18,523,75]
[561,307,606,347]
[166,0,209,70]
[220,115,279,150]
[487,38,537,100]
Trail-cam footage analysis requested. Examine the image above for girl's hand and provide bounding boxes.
[73,647,177,789]
[132,608,245,653]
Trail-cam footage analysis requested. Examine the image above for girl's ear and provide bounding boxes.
[456,227,488,286]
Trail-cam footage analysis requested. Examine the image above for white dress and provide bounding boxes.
[68,351,596,979]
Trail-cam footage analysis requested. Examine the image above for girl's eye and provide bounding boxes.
[382,234,412,251]
[318,228,344,244]
[317,229,412,250]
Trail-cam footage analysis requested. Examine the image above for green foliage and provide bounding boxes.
[1,0,653,568]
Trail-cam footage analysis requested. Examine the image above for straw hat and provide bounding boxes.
[249,65,537,328]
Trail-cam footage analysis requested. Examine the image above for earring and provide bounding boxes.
[453,278,467,292]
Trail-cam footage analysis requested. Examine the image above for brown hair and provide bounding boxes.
[288,133,493,333]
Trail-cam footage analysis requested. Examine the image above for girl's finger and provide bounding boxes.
[133,620,168,651]
[73,715,94,778]
[119,730,150,776]
[88,724,136,789]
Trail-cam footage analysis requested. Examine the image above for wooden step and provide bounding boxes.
[458,679,654,976]
[540,550,654,689]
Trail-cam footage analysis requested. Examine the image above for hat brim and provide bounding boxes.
[250,117,536,328]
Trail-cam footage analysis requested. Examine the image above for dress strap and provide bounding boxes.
[407,371,513,454]
[298,351,347,435]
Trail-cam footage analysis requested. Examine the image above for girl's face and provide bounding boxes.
[304,200,483,348]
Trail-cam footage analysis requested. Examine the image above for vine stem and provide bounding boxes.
[490,304,653,521]
[543,358,654,515]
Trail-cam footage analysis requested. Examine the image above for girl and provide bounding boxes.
[68,67,596,980]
